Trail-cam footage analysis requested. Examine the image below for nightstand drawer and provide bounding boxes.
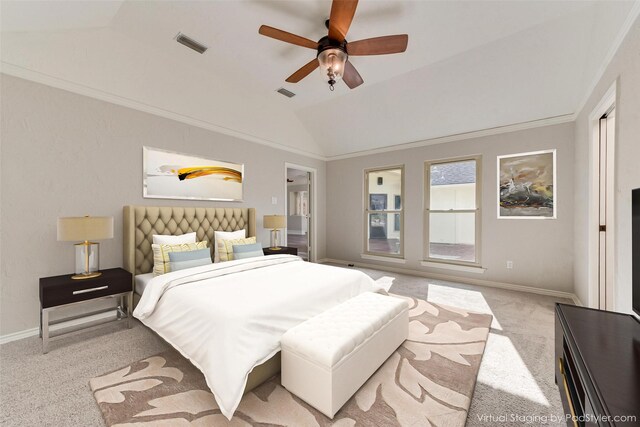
[40,268,132,308]
[263,246,298,256]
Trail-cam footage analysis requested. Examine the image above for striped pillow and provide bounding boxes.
[217,237,257,262]
[232,243,264,260]
[168,247,212,272]
[152,241,208,276]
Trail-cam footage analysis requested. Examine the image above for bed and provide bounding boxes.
[123,205,379,420]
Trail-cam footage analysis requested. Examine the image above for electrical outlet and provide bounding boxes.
[271,196,277,205]
[506,261,513,269]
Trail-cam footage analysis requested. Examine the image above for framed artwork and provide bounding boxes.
[143,146,243,201]
[497,149,556,219]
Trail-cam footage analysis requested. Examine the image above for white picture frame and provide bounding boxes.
[497,149,556,219]
[143,146,244,202]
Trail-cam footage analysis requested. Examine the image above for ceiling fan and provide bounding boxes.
[258,0,408,91]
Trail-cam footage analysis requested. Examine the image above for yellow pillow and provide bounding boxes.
[152,241,208,276]
[217,237,257,262]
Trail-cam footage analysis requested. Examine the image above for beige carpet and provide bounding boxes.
[90,295,492,426]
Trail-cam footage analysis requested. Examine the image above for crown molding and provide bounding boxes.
[0,63,327,161]
[1,63,578,164]
[325,114,576,161]
[573,0,640,118]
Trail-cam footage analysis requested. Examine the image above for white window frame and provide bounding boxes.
[424,155,482,267]
[363,165,405,259]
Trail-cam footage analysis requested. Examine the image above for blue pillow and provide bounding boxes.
[232,243,264,260]
[168,247,212,272]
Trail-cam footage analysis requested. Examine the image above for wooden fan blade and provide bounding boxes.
[343,60,363,89]
[348,34,408,56]
[285,58,320,83]
[328,0,359,42]
[259,25,318,50]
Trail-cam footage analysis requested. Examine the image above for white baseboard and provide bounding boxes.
[321,258,579,301]
[0,309,120,345]
[571,294,583,306]
[0,327,39,345]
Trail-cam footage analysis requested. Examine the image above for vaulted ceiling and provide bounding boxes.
[2,1,638,158]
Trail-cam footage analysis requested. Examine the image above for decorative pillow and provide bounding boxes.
[152,241,208,275]
[168,247,212,272]
[232,243,264,260]
[218,237,257,262]
[213,230,246,262]
[152,232,196,245]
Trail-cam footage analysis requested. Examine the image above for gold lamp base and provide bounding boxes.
[71,271,102,280]
[268,246,282,251]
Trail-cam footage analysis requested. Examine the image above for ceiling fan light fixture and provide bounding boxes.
[318,48,347,91]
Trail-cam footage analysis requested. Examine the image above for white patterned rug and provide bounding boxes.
[90,295,492,426]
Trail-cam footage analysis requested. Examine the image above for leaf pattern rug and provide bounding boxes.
[90,295,492,426]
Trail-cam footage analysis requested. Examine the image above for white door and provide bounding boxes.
[598,108,616,310]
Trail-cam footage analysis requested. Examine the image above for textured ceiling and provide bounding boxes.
[1,0,638,158]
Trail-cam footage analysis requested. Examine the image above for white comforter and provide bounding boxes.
[133,255,379,419]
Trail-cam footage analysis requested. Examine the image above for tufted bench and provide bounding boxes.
[280,292,409,418]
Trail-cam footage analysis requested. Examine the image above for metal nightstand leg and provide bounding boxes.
[127,292,132,329]
[42,309,50,354]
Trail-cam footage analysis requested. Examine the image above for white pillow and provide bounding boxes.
[213,229,246,262]
[152,232,197,245]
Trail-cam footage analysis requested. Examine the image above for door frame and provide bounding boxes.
[284,162,317,262]
[587,81,617,309]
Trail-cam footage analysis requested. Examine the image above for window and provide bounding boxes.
[425,157,481,265]
[364,166,404,258]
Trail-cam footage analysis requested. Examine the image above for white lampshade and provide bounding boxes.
[57,216,114,242]
[263,215,286,230]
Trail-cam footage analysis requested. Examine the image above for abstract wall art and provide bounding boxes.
[143,146,243,201]
[497,149,556,219]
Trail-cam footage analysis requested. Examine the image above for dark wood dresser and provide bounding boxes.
[555,304,640,426]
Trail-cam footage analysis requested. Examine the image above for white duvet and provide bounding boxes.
[133,255,379,419]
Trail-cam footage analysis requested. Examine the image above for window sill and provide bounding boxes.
[420,261,486,274]
[361,254,406,264]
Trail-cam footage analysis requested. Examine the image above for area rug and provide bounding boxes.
[90,295,492,426]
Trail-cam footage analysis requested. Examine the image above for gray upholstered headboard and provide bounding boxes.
[123,205,256,275]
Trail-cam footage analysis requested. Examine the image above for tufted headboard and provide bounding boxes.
[123,205,256,275]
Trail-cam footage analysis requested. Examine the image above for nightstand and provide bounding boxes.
[263,246,298,256]
[39,267,133,353]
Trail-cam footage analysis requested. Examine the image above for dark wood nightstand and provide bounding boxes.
[39,267,133,353]
[262,246,298,256]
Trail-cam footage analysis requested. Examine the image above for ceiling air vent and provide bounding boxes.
[276,88,296,98]
[175,32,208,54]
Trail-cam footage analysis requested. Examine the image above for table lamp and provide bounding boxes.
[57,216,114,279]
[263,215,286,250]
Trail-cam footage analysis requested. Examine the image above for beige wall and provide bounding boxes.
[0,75,326,336]
[326,122,575,293]
[573,16,640,313]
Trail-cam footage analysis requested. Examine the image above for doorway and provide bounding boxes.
[598,108,615,310]
[285,164,315,261]
[589,83,616,310]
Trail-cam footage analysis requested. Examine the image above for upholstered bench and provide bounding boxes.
[280,292,409,418]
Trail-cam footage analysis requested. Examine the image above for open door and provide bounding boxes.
[286,167,312,261]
